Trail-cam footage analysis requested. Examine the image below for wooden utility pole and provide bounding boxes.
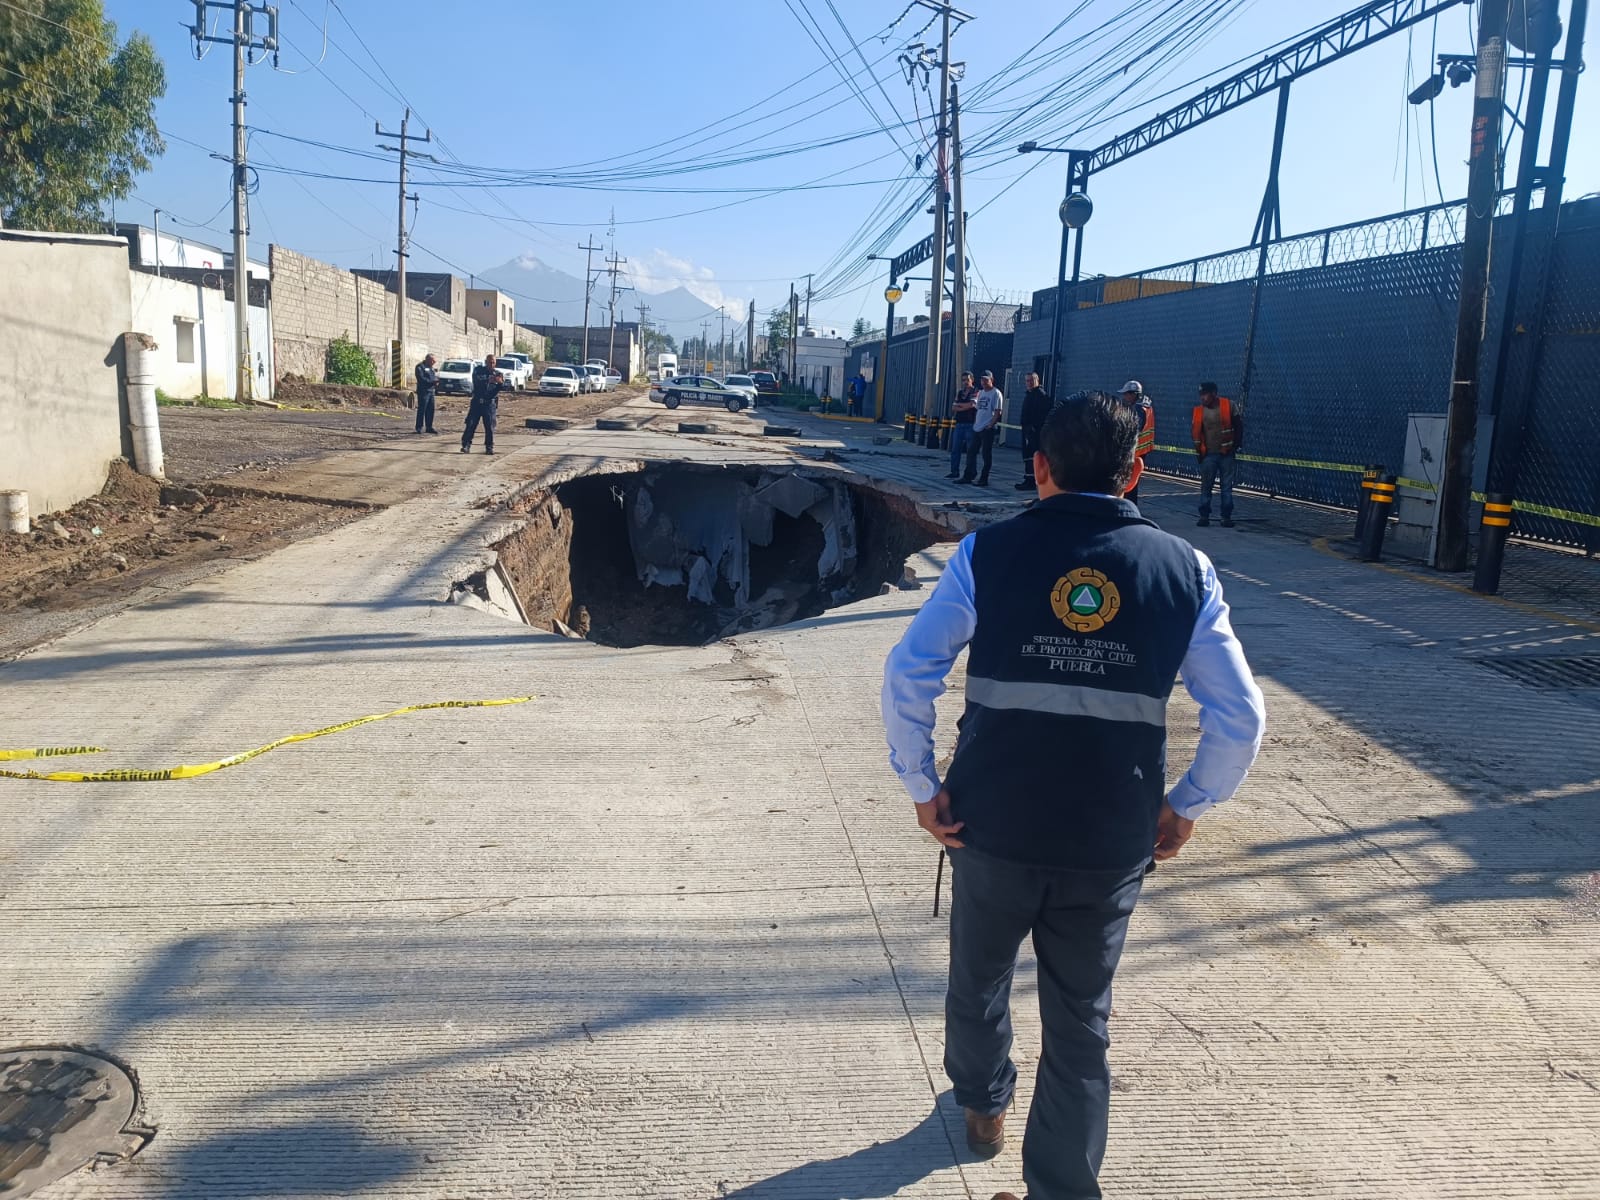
[376,108,430,388]
[1434,0,1511,571]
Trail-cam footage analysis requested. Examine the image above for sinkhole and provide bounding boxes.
[466,465,952,647]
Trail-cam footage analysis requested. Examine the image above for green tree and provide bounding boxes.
[763,306,794,370]
[642,326,676,357]
[326,334,379,387]
[850,317,874,340]
[0,0,165,232]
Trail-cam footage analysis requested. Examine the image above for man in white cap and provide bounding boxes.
[1119,380,1155,505]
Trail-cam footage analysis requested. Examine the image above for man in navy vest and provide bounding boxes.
[882,392,1265,1200]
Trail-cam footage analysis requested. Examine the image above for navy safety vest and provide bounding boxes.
[942,493,1205,870]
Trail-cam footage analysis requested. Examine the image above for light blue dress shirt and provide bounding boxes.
[881,523,1265,819]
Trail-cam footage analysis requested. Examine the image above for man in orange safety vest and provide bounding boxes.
[1192,381,1243,528]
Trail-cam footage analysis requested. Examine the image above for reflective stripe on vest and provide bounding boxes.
[1136,405,1155,456]
[1191,396,1234,455]
[965,676,1168,727]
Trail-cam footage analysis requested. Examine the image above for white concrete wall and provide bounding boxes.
[0,231,133,515]
[125,273,276,401]
[129,272,233,399]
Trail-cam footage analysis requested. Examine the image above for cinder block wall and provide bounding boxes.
[270,245,494,384]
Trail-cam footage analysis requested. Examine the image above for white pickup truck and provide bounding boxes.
[495,356,530,391]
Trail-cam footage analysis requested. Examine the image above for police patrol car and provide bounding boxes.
[648,374,750,413]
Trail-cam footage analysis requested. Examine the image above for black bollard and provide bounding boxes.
[1360,474,1396,562]
[1472,494,1515,594]
[1355,466,1381,542]
[904,412,917,442]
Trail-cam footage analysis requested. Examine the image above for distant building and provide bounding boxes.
[521,321,642,379]
[465,288,516,353]
[351,268,460,315]
[794,332,848,399]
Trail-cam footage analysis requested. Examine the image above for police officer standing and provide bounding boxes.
[462,352,507,455]
[882,392,1265,1200]
[1015,371,1052,491]
[414,353,439,435]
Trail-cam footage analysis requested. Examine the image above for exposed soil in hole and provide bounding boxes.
[489,466,950,647]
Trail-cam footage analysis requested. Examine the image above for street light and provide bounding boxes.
[1018,142,1092,395]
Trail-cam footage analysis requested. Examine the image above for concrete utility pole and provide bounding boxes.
[376,108,430,388]
[188,0,279,404]
[604,251,627,369]
[636,302,650,380]
[718,307,728,377]
[747,300,755,371]
[949,81,969,410]
[1434,0,1511,572]
[803,274,813,333]
[920,0,955,444]
[577,237,601,364]
[789,285,799,385]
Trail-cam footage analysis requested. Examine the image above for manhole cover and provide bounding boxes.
[1476,655,1600,689]
[0,1048,144,1196]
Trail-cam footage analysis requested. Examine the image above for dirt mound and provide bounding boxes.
[0,459,367,618]
[275,376,413,409]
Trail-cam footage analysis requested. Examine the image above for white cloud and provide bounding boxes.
[627,249,747,317]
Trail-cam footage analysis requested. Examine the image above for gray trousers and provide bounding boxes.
[944,846,1145,1199]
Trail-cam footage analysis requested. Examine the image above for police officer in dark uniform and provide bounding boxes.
[882,391,1265,1200]
[462,352,506,455]
[414,353,439,435]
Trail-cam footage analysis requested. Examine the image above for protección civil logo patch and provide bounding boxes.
[1050,567,1122,633]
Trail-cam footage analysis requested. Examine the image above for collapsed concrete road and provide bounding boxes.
[1,399,1597,1198]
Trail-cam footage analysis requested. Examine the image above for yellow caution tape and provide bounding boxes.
[0,745,106,761]
[0,697,533,783]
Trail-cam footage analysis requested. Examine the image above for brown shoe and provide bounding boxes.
[965,1108,1006,1159]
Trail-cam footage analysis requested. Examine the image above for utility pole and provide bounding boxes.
[604,250,627,369]
[718,307,728,377]
[699,319,711,372]
[920,1,954,447]
[789,285,799,386]
[747,300,755,371]
[803,274,813,333]
[188,0,278,404]
[1434,0,1511,572]
[577,237,601,365]
[376,108,430,389]
[949,81,969,417]
[636,303,650,380]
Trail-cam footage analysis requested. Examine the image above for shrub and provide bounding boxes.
[327,334,379,387]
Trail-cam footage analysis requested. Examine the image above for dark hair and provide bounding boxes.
[1039,391,1138,494]
[1199,380,1218,395]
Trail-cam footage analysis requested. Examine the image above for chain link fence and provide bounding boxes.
[1019,193,1599,551]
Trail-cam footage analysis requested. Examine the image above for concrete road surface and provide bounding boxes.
[2,407,1597,1199]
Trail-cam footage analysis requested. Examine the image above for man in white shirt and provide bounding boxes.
[958,370,1004,487]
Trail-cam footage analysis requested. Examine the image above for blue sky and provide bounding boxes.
[108,0,1597,335]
